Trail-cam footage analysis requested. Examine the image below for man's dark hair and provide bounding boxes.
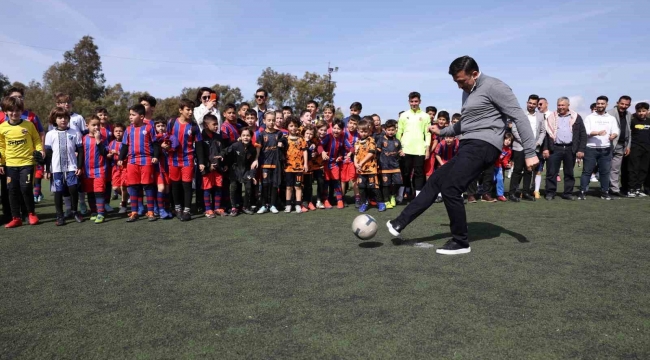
[635,102,649,111]
[139,94,157,108]
[255,88,268,97]
[129,104,146,116]
[596,95,609,103]
[619,95,632,103]
[448,55,479,75]
[408,92,421,100]
[528,94,540,102]
[590,103,597,111]
[350,102,362,111]
[307,100,319,109]
[425,106,437,114]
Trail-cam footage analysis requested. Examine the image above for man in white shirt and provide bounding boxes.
[578,96,619,200]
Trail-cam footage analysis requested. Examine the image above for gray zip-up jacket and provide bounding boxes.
[440,73,536,158]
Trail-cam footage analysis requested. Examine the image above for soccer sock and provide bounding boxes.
[128,186,139,213]
[203,189,212,211]
[383,186,391,200]
[64,196,71,211]
[33,179,42,197]
[104,181,112,207]
[95,192,105,215]
[262,185,269,206]
[398,186,405,199]
[182,182,193,210]
[79,191,86,205]
[69,185,79,212]
[333,181,343,202]
[214,187,222,210]
[270,186,278,207]
[359,189,367,204]
[171,182,183,211]
[164,192,170,210]
[87,192,97,213]
[137,187,144,212]
[144,185,155,212]
[157,191,165,212]
[535,175,542,192]
[222,179,231,209]
[54,192,63,215]
[152,187,158,213]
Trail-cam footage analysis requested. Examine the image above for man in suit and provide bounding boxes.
[252,88,274,128]
[509,94,547,201]
[607,95,632,196]
[542,97,587,200]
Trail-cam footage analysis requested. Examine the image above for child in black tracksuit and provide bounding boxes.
[627,102,650,197]
[201,116,227,217]
[225,127,257,215]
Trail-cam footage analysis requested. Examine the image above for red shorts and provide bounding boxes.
[341,162,357,182]
[83,177,106,193]
[112,166,127,187]
[423,155,435,177]
[202,171,223,189]
[34,165,44,179]
[169,165,194,182]
[324,165,341,181]
[126,163,155,185]
[157,170,170,186]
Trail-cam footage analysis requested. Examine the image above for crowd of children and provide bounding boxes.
[1,87,649,228]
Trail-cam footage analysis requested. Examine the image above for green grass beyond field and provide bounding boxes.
[1,169,650,359]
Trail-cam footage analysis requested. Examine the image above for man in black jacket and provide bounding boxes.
[542,97,587,200]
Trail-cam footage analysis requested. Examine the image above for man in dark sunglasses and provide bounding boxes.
[253,88,273,128]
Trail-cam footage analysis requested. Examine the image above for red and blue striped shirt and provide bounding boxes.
[343,129,358,163]
[435,139,459,164]
[83,134,109,179]
[167,119,202,167]
[320,134,345,169]
[221,121,240,146]
[123,123,156,165]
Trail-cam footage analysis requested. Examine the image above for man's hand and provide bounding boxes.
[525,156,539,171]
[542,150,550,159]
[251,160,258,170]
[199,164,205,173]
[429,125,440,135]
[609,133,617,141]
[625,148,630,156]
[576,151,584,160]
[599,130,607,136]
[152,158,158,164]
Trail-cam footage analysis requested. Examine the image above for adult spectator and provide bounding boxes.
[388,56,538,255]
[397,92,431,198]
[607,95,632,196]
[578,96,619,200]
[193,87,221,132]
[509,94,546,201]
[537,97,550,118]
[253,88,273,128]
[542,97,587,200]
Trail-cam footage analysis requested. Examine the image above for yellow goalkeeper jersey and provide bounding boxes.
[0,119,43,167]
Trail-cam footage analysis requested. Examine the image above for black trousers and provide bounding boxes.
[467,165,495,196]
[401,154,425,191]
[545,144,576,196]
[628,146,650,190]
[509,150,533,194]
[6,166,35,218]
[394,140,500,247]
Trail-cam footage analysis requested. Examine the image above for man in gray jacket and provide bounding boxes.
[607,96,632,196]
[387,56,538,255]
[509,94,546,201]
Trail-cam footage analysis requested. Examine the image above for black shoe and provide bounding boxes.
[436,240,471,255]
[561,194,575,201]
[545,193,555,201]
[55,216,66,226]
[434,195,443,203]
[601,194,612,201]
[610,190,623,197]
[176,209,183,221]
[242,208,254,215]
[577,191,586,200]
[73,211,84,223]
[522,193,535,201]
[386,220,403,238]
[182,211,191,221]
[508,194,521,203]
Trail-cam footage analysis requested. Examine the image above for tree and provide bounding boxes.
[292,71,334,112]
[23,81,52,126]
[257,67,296,108]
[43,36,106,102]
[0,73,10,98]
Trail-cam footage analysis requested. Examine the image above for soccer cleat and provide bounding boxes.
[358,203,368,213]
[354,198,362,208]
[577,191,586,200]
[28,213,39,225]
[216,209,227,217]
[73,212,84,223]
[229,208,239,217]
[64,209,73,219]
[111,192,119,200]
[436,240,471,255]
[601,194,612,201]
[561,194,576,201]
[257,206,269,214]
[636,190,647,197]
[467,195,477,203]
[627,192,637,198]
[434,195,443,203]
[284,205,292,213]
[308,202,316,211]
[126,212,139,222]
[38,194,43,203]
[205,210,216,219]
[386,220,403,238]
[316,201,325,209]
[143,211,155,221]
[323,200,333,209]
[385,202,394,209]
[295,205,303,213]
[182,211,192,221]
[497,196,508,202]
[90,213,98,221]
[79,202,88,215]
[590,175,598,183]
[242,208,254,215]
[34,196,39,204]
[534,191,541,199]
[369,199,378,206]
[104,204,113,213]
[159,209,170,219]
[337,200,345,209]
[55,216,66,226]
[5,217,22,228]
[522,193,535,201]
[301,205,309,212]
[94,214,105,224]
[390,196,396,207]
[270,206,279,214]
[481,194,497,203]
[378,202,386,212]
[545,194,555,201]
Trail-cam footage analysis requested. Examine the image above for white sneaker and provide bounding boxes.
[118,206,127,214]
[295,205,302,213]
[104,204,113,212]
[270,206,279,214]
[590,175,598,183]
[284,205,292,213]
[636,191,648,197]
[257,206,268,214]
[316,201,325,209]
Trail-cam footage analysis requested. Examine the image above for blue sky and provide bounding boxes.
[2,0,648,119]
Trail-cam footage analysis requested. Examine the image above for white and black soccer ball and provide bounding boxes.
[352,214,378,240]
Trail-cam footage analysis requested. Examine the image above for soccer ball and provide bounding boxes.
[352,214,378,240]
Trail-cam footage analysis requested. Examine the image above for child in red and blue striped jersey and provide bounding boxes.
[82,115,110,223]
[320,119,346,209]
[167,99,204,221]
[108,123,127,214]
[155,119,177,219]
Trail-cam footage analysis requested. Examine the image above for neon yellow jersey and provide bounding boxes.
[0,120,43,166]
[396,109,431,156]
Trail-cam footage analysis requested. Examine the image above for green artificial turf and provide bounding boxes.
[1,172,649,359]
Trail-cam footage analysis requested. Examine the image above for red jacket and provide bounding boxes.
[495,146,512,168]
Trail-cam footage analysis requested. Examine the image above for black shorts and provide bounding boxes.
[285,172,303,187]
[262,168,277,185]
[357,174,378,189]
[6,165,34,190]
[380,172,403,186]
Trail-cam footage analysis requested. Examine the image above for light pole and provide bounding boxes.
[327,62,338,106]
